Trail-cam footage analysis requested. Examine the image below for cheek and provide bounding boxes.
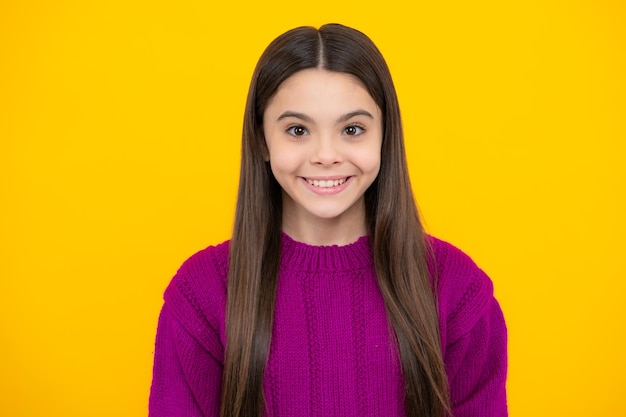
[355,143,382,173]
[267,145,301,175]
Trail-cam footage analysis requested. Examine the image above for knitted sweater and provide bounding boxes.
[149,234,507,416]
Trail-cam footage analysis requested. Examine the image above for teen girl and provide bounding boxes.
[149,24,507,417]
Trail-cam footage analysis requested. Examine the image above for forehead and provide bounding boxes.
[277,68,365,91]
[265,69,380,117]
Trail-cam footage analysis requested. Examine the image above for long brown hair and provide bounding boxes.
[223,24,451,417]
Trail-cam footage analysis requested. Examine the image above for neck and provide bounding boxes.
[282,201,368,247]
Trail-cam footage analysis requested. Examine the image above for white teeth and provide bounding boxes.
[307,177,348,188]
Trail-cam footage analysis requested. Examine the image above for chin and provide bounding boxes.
[306,205,355,221]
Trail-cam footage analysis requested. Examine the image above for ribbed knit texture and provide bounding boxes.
[149,234,507,417]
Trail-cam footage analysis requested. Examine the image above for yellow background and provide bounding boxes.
[1,0,624,415]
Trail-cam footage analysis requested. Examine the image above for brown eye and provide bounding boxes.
[343,125,364,136]
[287,126,308,137]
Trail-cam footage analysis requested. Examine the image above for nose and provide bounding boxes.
[311,135,343,166]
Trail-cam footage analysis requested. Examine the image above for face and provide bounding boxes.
[263,68,383,237]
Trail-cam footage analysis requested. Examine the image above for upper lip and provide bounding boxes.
[301,175,352,180]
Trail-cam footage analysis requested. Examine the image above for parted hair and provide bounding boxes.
[223,23,451,417]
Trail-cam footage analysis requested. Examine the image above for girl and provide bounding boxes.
[149,24,507,417]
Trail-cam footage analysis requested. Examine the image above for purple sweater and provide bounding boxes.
[149,234,507,416]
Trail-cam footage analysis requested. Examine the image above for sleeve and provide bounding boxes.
[149,243,229,417]
[148,303,223,417]
[430,236,508,417]
[445,294,508,417]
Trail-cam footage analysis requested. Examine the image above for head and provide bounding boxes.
[240,24,409,234]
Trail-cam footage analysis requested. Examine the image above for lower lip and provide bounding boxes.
[301,177,352,195]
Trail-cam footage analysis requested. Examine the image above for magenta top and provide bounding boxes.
[149,234,507,416]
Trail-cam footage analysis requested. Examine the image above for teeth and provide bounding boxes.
[307,177,348,188]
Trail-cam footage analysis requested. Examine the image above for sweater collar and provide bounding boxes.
[280,232,373,272]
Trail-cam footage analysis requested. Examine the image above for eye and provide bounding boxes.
[286,125,309,137]
[343,125,365,136]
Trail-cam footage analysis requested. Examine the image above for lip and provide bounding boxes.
[300,175,353,195]
[303,175,351,181]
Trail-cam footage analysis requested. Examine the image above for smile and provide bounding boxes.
[306,177,349,188]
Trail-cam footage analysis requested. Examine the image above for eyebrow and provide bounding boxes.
[276,109,375,124]
[276,111,314,123]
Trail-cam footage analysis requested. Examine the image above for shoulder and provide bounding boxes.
[161,239,230,354]
[166,239,230,303]
[428,236,496,344]
[174,239,230,286]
